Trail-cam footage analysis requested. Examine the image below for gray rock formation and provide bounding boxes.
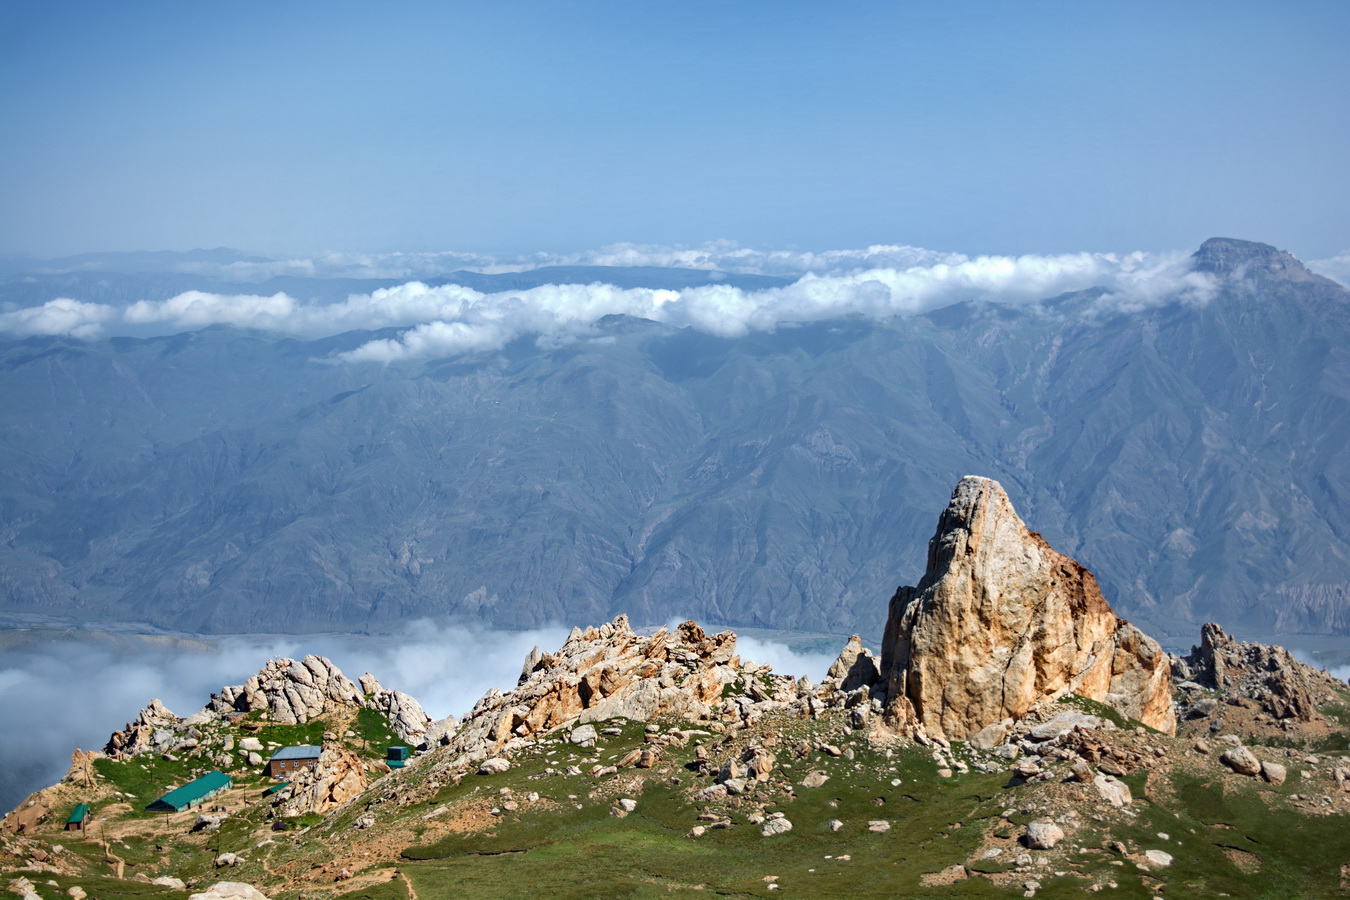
[881,477,1176,741]
[1175,623,1334,721]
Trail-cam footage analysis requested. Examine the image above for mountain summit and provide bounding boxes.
[1190,236,1328,283]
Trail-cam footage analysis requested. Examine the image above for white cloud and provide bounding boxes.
[124,290,297,329]
[0,298,116,338]
[1309,251,1350,288]
[332,250,1220,360]
[2,243,1229,357]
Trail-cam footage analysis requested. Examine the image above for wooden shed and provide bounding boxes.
[65,804,90,831]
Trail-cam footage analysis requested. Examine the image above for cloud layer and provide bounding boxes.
[1,243,1221,350]
[0,622,835,812]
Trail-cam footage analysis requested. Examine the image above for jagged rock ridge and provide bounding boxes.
[104,655,443,759]
[881,476,1176,741]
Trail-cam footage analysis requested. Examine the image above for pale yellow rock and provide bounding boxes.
[882,477,1175,740]
[280,745,369,816]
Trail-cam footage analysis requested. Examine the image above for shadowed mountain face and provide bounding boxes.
[2,240,1348,642]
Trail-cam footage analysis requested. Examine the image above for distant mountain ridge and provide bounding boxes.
[1,238,1348,643]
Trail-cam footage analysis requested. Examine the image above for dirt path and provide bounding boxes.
[398,869,419,900]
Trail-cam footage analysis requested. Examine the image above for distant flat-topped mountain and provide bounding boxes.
[1,238,1348,642]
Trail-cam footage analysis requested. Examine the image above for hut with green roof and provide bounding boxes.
[65,804,90,831]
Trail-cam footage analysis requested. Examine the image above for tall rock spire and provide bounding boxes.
[881,476,1175,740]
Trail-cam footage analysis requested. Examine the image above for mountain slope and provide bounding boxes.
[2,239,1348,640]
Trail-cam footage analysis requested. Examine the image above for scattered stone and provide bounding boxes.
[214,852,242,868]
[1093,775,1132,808]
[968,722,1008,751]
[1261,761,1288,785]
[478,758,512,775]
[687,826,705,838]
[828,819,844,831]
[617,798,637,813]
[1024,819,1065,850]
[800,770,830,788]
[1029,712,1101,741]
[569,725,597,748]
[1144,850,1173,867]
[867,820,891,833]
[761,817,793,837]
[188,883,270,900]
[1220,746,1262,777]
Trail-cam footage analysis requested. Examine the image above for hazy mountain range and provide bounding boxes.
[2,238,1347,645]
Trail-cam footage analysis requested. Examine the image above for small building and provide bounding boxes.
[386,746,409,769]
[266,745,322,779]
[147,770,232,812]
[65,804,90,831]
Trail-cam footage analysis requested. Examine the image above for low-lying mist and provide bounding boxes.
[0,620,836,814]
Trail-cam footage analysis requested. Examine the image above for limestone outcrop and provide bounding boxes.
[104,698,183,759]
[357,673,438,744]
[209,656,363,725]
[279,745,369,817]
[1174,623,1337,722]
[436,616,758,766]
[881,476,1175,740]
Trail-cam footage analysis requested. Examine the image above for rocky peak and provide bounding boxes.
[881,476,1175,741]
[1190,237,1325,283]
[1175,622,1334,722]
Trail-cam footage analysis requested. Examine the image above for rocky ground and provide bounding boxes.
[4,479,1349,898]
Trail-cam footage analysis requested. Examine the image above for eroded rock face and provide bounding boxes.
[438,615,746,765]
[206,655,435,743]
[210,656,362,725]
[1177,623,1327,721]
[881,476,1176,740]
[279,745,369,816]
[104,698,180,759]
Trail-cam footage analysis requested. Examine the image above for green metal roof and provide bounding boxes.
[262,781,291,796]
[147,770,232,812]
[67,804,90,824]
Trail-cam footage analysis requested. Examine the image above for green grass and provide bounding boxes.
[396,716,1022,899]
[1100,771,1350,899]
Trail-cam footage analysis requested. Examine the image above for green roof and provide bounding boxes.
[147,770,232,812]
[262,781,291,796]
[67,804,90,824]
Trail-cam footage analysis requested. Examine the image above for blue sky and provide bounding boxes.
[2,0,1347,259]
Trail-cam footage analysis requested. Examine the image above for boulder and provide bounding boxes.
[1093,775,1132,808]
[188,884,269,900]
[967,722,1008,751]
[1261,761,1287,785]
[760,817,793,837]
[1024,819,1065,849]
[478,758,511,775]
[881,477,1175,741]
[1220,746,1262,777]
[824,635,882,692]
[1029,712,1101,741]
